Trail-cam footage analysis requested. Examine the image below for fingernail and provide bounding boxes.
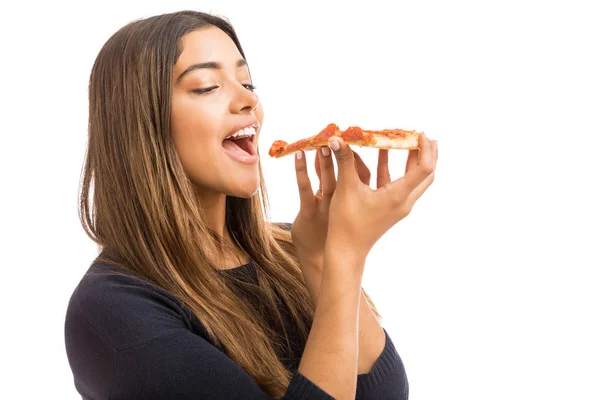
[296,151,302,160]
[328,139,340,152]
[321,147,330,156]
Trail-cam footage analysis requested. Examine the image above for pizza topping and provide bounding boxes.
[342,126,363,140]
[268,123,421,158]
[314,123,339,142]
[268,140,288,157]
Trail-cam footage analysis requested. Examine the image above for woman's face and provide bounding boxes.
[171,27,264,198]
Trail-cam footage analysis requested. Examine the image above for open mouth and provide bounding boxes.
[222,135,255,156]
[222,124,258,159]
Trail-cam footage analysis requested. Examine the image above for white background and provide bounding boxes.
[1,0,599,399]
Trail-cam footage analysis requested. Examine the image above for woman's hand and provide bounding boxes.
[291,147,377,265]
[291,147,335,265]
[325,134,438,260]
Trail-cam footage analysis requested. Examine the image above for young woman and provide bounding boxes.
[64,10,437,400]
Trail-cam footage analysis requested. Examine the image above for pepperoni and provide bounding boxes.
[314,123,340,142]
[342,127,374,145]
[268,140,288,157]
[269,124,420,157]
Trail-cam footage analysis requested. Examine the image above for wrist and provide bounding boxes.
[296,249,324,271]
[324,236,369,265]
[323,244,366,285]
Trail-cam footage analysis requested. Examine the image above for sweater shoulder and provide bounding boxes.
[65,262,201,351]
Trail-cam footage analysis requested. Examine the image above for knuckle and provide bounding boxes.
[336,151,352,164]
[298,186,311,194]
[421,163,434,175]
[392,197,407,209]
[398,204,413,218]
[298,179,311,189]
[386,190,406,209]
[323,159,335,170]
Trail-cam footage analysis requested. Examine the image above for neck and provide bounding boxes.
[195,190,248,269]
[197,191,228,238]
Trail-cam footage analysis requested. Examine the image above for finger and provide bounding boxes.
[401,133,435,191]
[294,150,315,208]
[379,134,433,202]
[406,171,435,208]
[353,151,371,186]
[381,137,437,209]
[405,148,419,175]
[377,149,391,188]
[318,146,336,198]
[405,140,438,206]
[428,140,438,173]
[315,151,323,197]
[328,137,358,186]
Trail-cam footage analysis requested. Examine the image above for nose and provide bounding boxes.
[230,83,259,114]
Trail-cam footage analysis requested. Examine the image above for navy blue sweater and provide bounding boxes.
[64,242,409,399]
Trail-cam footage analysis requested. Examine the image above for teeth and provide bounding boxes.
[225,126,256,140]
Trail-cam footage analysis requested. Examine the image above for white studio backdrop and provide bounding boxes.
[1,0,598,399]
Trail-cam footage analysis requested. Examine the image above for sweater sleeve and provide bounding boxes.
[108,330,334,400]
[355,328,409,400]
[64,267,334,400]
[275,222,410,399]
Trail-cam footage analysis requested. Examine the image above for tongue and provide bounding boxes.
[222,139,250,156]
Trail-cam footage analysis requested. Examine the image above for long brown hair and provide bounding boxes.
[79,10,380,397]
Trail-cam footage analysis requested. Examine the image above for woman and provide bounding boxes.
[65,10,437,400]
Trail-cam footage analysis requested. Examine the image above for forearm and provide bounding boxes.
[297,250,363,400]
[298,254,386,374]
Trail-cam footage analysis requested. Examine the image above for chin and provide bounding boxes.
[228,177,260,198]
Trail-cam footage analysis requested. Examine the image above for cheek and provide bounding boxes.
[170,95,223,182]
[171,95,220,148]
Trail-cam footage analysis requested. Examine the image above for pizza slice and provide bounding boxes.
[268,123,422,158]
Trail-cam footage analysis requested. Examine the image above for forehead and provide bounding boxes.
[174,26,242,73]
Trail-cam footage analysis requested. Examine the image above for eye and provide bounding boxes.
[192,86,219,95]
[243,83,257,92]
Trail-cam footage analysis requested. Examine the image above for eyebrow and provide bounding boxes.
[176,59,248,83]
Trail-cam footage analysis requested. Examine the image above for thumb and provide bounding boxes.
[328,137,358,185]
